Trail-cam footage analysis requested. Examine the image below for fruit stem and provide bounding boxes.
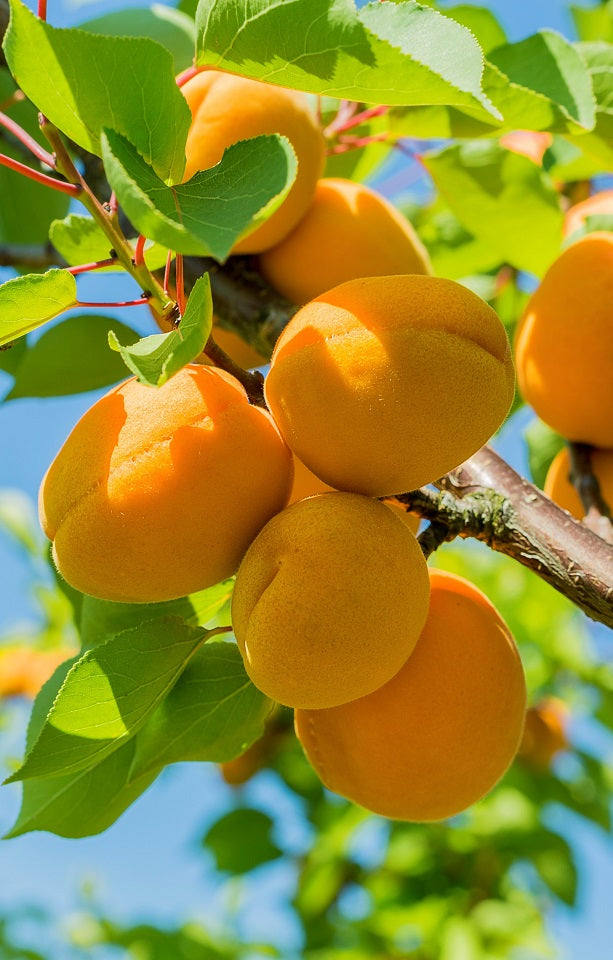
[567,442,613,544]
[204,334,266,407]
[417,520,452,560]
[176,66,201,88]
[328,104,389,136]
[0,111,55,167]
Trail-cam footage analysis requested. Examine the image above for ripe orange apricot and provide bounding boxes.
[232,492,430,710]
[295,569,527,822]
[288,454,420,533]
[564,189,613,238]
[40,365,293,603]
[518,697,569,770]
[500,130,553,165]
[0,645,75,699]
[181,70,326,254]
[515,233,613,447]
[265,275,515,497]
[544,446,613,519]
[258,178,432,304]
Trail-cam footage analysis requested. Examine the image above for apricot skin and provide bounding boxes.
[295,569,527,822]
[39,365,293,603]
[265,275,515,497]
[0,646,75,699]
[518,697,569,770]
[181,70,326,254]
[259,177,432,305]
[544,447,613,520]
[515,233,613,447]
[564,190,613,238]
[231,492,430,710]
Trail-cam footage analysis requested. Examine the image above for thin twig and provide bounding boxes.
[568,442,613,544]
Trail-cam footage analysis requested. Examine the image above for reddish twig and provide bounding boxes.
[76,297,150,308]
[0,111,55,167]
[37,0,47,20]
[329,104,390,135]
[0,152,82,195]
[133,234,147,268]
[327,132,390,155]
[175,253,186,315]
[176,66,201,88]
[67,258,118,276]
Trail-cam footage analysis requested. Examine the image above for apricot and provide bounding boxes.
[39,365,293,603]
[499,130,553,165]
[181,70,326,254]
[0,645,75,699]
[295,569,527,822]
[544,446,613,519]
[515,233,613,447]
[265,275,515,497]
[231,492,430,710]
[518,697,569,770]
[564,189,613,238]
[258,178,432,305]
[289,455,419,533]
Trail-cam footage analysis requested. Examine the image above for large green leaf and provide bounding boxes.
[79,579,233,648]
[108,274,213,386]
[423,141,564,276]
[563,42,613,169]
[195,0,499,121]
[101,129,297,261]
[3,315,139,400]
[130,642,273,778]
[5,659,158,838]
[0,270,77,346]
[439,4,507,54]
[81,4,196,72]
[5,617,210,783]
[0,69,70,246]
[4,0,191,182]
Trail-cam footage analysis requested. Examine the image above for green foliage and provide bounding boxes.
[101,129,298,260]
[0,270,77,346]
[49,214,168,272]
[109,274,213,385]
[195,0,499,120]
[203,807,282,874]
[524,419,565,489]
[81,4,196,71]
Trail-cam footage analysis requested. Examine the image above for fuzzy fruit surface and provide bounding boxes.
[295,568,527,822]
[181,70,325,254]
[40,365,293,603]
[515,232,613,447]
[232,492,430,710]
[544,446,613,519]
[259,177,432,304]
[265,275,515,497]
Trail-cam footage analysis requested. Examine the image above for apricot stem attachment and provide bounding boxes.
[568,442,613,544]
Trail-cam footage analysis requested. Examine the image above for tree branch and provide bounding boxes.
[401,446,613,628]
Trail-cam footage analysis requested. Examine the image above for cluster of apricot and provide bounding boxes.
[38,70,528,822]
[514,216,613,520]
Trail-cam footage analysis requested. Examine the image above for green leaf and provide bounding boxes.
[0,336,26,376]
[5,658,158,838]
[423,141,564,276]
[203,808,282,875]
[563,42,613,169]
[572,2,613,43]
[130,642,273,778]
[196,0,499,121]
[440,4,507,55]
[0,489,42,555]
[5,617,210,783]
[417,209,502,280]
[4,315,139,400]
[81,4,196,72]
[524,419,565,490]
[108,274,212,386]
[543,135,605,182]
[0,69,70,247]
[0,270,77,347]
[79,579,233,648]
[486,31,596,134]
[101,129,297,261]
[49,214,168,273]
[533,833,578,906]
[4,0,191,182]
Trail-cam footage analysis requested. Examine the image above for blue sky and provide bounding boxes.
[0,2,611,958]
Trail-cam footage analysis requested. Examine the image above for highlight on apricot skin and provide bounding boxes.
[231,492,430,710]
[258,177,432,305]
[518,697,569,771]
[39,364,293,604]
[181,70,326,254]
[515,233,613,447]
[544,446,613,520]
[264,274,515,497]
[295,568,527,822]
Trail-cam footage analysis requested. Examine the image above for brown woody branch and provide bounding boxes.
[398,447,613,628]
